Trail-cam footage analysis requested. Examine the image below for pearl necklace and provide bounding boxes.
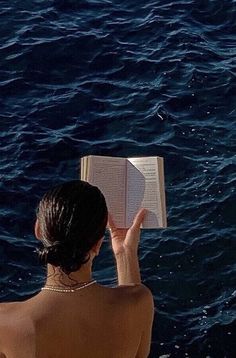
[41,280,97,293]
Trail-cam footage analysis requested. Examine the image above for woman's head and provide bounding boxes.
[36,180,108,275]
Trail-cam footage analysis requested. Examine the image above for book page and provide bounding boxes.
[126,161,145,227]
[86,156,126,227]
[126,157,164,228]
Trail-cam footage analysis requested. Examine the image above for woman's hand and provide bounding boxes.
[108,209,146,257]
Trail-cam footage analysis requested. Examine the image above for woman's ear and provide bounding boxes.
[34,219,41,240]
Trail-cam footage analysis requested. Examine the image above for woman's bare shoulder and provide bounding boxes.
[110,283,154,305]
[108,284,154,329]
[113,283,152,293]
[0,301,18,318]
[0,301,35,351]
[0,302,35,357]
[0,302,31,339]
[0,303,18,350]
[0,302,22,333]
[0,301,25,317]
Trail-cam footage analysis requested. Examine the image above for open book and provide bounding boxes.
[80,155,167,229]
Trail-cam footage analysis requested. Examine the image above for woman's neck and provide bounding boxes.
[45,263,94,287]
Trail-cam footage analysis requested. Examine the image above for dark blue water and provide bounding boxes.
[0,0,236,356]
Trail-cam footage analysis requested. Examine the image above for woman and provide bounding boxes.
[0,180,154,358]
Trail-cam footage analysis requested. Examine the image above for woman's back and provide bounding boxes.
[0,181,154,357]
[0,284,153,358]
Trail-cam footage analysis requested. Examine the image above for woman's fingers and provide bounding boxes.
[108,209,147,233]
[107,212,116,232]
[130,208,147,230]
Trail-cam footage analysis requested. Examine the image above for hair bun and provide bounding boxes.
[37,241,90,274]
[37,242,62,267]
[46,242,64,266]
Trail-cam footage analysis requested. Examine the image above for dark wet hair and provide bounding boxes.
[36,180,108,275]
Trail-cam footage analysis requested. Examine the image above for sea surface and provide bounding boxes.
[0,0,235,356]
